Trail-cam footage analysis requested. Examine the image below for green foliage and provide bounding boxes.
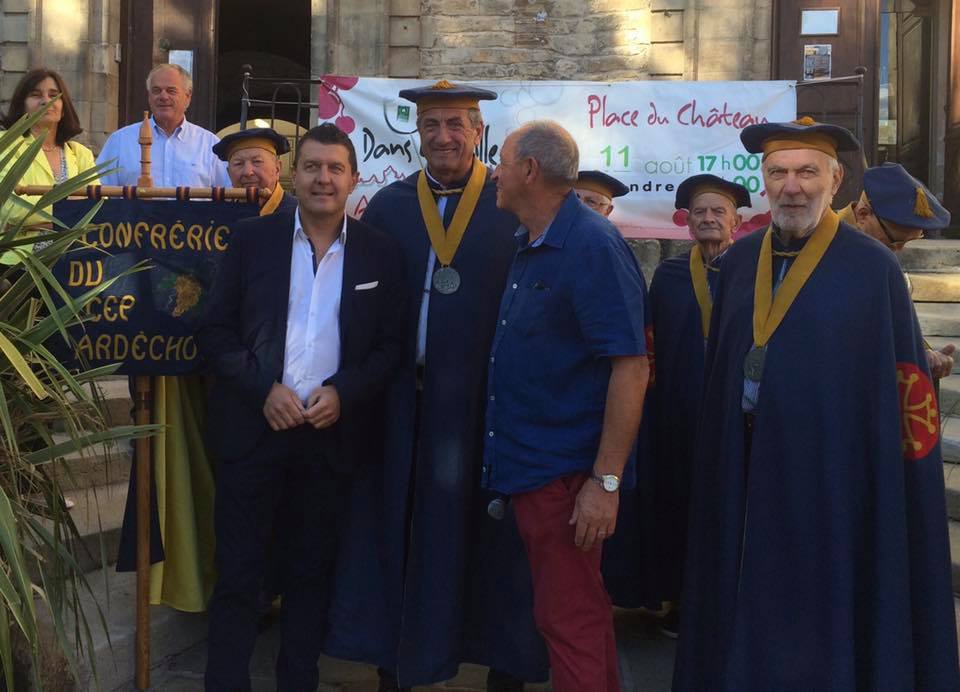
[0,102,158,689]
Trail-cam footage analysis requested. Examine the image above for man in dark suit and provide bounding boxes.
[198,123,406,691]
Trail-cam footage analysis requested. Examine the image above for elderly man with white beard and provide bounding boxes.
[673,118,959,691]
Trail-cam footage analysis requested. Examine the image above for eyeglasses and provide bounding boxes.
[875,212,923,250]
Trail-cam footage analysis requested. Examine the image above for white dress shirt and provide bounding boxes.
[282,209,346,404]
[96,116,230,187]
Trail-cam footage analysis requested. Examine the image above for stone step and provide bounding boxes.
[47,432,132,491]
[943,415,960,464]
[898,239,960,272]
[59,480,128,574]
[956,595,960,647]
[57,376,133,432]
[942,374,960,415]
[944,464,960,522]
[907,272,960,302]
[63,567,209,692]
[916,303,960,337]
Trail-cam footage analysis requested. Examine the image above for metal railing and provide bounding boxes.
[238,65,327,154]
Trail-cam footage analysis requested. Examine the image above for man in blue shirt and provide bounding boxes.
[485,120,649,692]
[96,63,229,187]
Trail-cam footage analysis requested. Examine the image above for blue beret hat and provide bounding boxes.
[399,80,497,111]
[576,170,630,199]
[675,174,752,210]
[212,127,290,161]
[863,163,951,231]
[740,116,860,159]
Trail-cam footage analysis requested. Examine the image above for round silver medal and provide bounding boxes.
[743,346,766,381]
[432,266,461,294]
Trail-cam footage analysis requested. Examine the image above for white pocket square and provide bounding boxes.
[355,281,379,291]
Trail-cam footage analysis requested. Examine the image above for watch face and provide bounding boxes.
[602,476,619,492]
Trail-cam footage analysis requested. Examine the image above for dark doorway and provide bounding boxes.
[215,0,312,133]
[118,0,154,129]
[119,0,219,131]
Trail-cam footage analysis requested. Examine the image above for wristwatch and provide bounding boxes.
[591,471,621,493]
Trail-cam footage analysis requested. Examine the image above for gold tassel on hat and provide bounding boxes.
[431,79,455,89]
[914,187,935,218]
[793,116,817,126]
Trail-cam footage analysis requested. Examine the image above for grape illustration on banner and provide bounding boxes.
[319,75,359,134]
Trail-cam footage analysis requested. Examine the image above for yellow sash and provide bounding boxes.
[836,202,857,227]
[689,245,712,338]
[259,184,285,216]
[753,208,839,347]
[416,158,487,266]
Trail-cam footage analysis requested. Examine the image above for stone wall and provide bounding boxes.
[367,0,773,83]
[0,0,121,151]
[0,0,35,116]
[315,0,773,83]
[420,0,662,81]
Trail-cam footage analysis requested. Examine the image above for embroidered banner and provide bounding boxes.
[51,198,259,374]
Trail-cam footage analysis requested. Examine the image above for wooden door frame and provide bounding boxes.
[118,0,155,128]
[770,0,880,165]
[117,0,220,131]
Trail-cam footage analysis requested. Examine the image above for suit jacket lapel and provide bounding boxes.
[268,212,295,353]
[339,217,363,352]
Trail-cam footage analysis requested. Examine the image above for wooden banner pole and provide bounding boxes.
[134,112,152,692]
[133,374,152,691]
[14,184,270,200]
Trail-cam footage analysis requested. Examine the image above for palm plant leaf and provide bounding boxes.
[0,102,156,688]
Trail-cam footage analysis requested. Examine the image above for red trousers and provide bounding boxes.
[513,473,620,692]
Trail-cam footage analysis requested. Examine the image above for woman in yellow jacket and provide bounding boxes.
[1,68,99,264]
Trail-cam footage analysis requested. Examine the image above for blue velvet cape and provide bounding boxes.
[323,169,548,686]
[674,224,959,690]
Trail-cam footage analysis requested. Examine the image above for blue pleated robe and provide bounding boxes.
[598,263,662,609]
[643,251,721,604]
[323,168,549,686]
[674,223,960,691]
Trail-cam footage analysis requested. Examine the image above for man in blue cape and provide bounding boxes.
[839,162,955,380]
[646,174,751,637]
[673,118,960,690]
[323,80,547,691]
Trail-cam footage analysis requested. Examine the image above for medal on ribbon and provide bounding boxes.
[746,208,840,382]
[416,157,487,295]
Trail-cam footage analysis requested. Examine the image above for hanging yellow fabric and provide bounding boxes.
[689,245,713,338]
[149,375,217,612]
[415,157,487,266]
[753,208,840,348]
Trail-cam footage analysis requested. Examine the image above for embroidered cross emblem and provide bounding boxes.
[897,362,939,460]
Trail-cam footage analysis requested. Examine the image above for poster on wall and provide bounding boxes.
[803,45,833,81]
[317,77,797,239]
